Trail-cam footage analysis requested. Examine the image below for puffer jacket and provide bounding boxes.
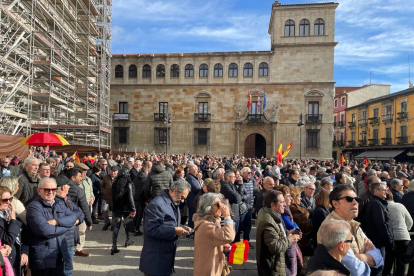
[26,196,78,270]
[67,180,92,227]
[112,176,136,213]
[401,192,414,232]
[132,170,148,202]
[101,175,114,201]
[143,164,174,200]
[16,169,39,206]
[256,207,291,276]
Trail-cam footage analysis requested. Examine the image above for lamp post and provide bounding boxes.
[164,113,171,155]
[297,113,304,160]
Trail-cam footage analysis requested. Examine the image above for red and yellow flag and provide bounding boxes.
[282,142,293,158]
[72,151,80,164]
[276,140,283,165]
[341,153,345,166]
[364,156,371,167]
[247,91,252,109]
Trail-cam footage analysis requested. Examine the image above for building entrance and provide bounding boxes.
[244,133,266,158]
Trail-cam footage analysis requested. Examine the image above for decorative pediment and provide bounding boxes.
[195,91,212,98]
[304,90,324,97]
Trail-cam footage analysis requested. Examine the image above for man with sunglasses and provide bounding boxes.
[0,157,19,179]
[26,177,79,276]
[317,184,383,276]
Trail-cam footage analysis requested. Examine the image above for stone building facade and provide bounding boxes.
[109,1,339,158]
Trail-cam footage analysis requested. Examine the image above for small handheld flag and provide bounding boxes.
[72,151,80,164]
[341,153,345,166]
[276,140,283,165]
[282,142,293,158]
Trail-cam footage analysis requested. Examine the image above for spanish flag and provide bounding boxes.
[276,140,283,165]
[341,153,345,166]
[72,151,80,164]
[247,91,252,109]
[282,142,293,158]
[364,156,371,167]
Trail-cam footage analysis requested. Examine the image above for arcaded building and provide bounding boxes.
[109,1,338,158]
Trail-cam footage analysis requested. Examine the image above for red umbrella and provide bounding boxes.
[19,132,70,146]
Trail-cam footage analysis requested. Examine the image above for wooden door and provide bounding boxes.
[244,134,255,158]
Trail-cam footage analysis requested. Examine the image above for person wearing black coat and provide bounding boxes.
[89,166,103,224]
[401,187,414,275]
[311,205,330,249]
[132,167,148,236]
[111,169,136,255]
[66,168,93,257]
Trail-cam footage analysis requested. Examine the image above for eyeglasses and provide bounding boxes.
[247,172,252,174]
[101,164,108,166]
[39,188,57,193]
[343,237,353,243]
[1,162,9,164]
[375,188,387,192]
[306,187,315,191]
[1,198,13,204]
[336,196,360,203]
[180,195,187,200]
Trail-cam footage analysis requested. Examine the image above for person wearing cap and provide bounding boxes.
[55,175,84,276]
[77,163,95,216]
[65,168,93,257]
[101,166,118,231]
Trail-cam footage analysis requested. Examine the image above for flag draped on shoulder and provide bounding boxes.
[72,151,80,164]
[282,142,293,158]
[341,153,345,166]
[276,140,283,165]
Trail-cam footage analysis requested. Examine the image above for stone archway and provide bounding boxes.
[244,133,267,158]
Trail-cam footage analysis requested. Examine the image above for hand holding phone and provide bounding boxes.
[293,228,301,235]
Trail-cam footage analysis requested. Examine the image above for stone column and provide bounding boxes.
[271,123,277,156]
[208,60,213,84]
[137,56,141,84]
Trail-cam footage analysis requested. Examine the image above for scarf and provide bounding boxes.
[0,240,14,276]
[0,211,10,223]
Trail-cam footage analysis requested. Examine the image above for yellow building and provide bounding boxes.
[344,86,414,162]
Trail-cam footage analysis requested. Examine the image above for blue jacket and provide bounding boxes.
[392,189,403,203]
[186,173,201,210]
[140,190,180,275]
[26,195,78,271]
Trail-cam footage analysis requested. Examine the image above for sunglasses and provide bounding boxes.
[39,188,57,193]
[1,198,13,204]
[336,196,360,203]
[343,237,353,243]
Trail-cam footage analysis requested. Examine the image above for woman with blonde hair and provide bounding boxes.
[193,193,235,276]
[0,177,26,225]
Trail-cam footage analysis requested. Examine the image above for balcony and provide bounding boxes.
[247,114,264,123]
[347,140,356,147]
[368,117,379,125]
[381,137,392,145]
[194,113,211,122]
[397,136,408,144]
[337,121,344,127]
[397,112,408,120]
[305,114,322,123]
[382,114,393,123]
[358,139,367,146]
[358,119,367,127]
[333,140,344,147]
[368,138,379,146]
[348,121,356,128]
[113,113,129,121]
[154,113,166,121]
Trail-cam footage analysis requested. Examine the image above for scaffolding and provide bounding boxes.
[0,0,112,149]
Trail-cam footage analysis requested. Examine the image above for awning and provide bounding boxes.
[354,150,405,160]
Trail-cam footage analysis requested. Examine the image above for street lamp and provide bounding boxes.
[297,113,304,160]
[164,113,172,154]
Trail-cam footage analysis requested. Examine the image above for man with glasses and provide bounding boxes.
[300,182,316,218]
[318,184,383,276]
[0,158,18,179]
[221,170,243,236]
[306,219,352,275]
[27,177,79,276]
[364,182,393,276]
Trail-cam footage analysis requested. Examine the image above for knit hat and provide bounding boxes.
[55,175,69,187]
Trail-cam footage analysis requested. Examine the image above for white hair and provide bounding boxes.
[197,193,223,216]
[319,219,351,250]
[241,167,250,174]
[24,156,39,166]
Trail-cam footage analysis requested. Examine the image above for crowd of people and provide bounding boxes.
[1,147,414,276]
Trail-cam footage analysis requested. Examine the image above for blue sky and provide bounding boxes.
[111,0,414,93]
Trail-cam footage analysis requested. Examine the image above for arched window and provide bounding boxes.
[243,63,253,77]
[156,64,165,78]
[259,62,268,77]
[214,63,223,77]
[142,64,151,78]
[128,65,137,78]
[199,63,208,77]
[299,19,310,36]
[185,64,194,77]
[170,64,179,78]
[228,63,238,77]
[314,18,325,36]
[115,65,123,78]
[284,20,295,37]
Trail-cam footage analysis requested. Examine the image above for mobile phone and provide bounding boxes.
[188,229,195,234]
[293,228,301,235]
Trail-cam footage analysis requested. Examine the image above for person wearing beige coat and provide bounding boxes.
[193,193,235,276]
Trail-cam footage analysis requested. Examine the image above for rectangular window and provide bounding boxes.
[401,125,407,137]
[119,102,128,113]
[373,108,379,117]
[351,132,355,141]
[159,130,167,144]
[159,102,168,114]
[341,97,345,106]
[362,110,367,119]
[114,127,129,144]
[307,130,319,148]
[362,131,367,141]
[308,101,319,115]
[384,105,392,115]
[401,101,408,112]
[386,128,391,139]
[194,129,210,146]
[373,129,378,140]
[340,114,344,122]
[352,113,356,122]
[198,102,208,114]
[251,101,258,115]
[334,99,338,108]
[334,115,337,123]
